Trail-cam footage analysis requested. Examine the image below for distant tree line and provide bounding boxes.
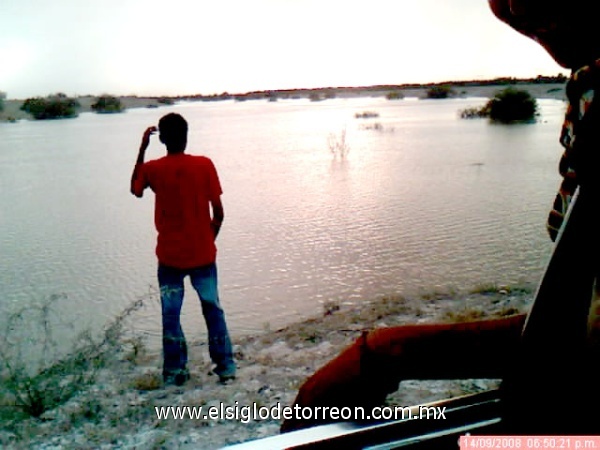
[17,93,130,119]
[156,97,174,105]
[0,91,5,112]
[432,74,568,88]
[193,74,566,103]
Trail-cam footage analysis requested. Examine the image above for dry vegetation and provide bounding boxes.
[0,285,533,449]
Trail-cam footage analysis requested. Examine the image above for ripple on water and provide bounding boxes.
[1,98,561,341]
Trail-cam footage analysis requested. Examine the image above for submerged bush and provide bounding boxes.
[20,93,80,120]
[459,106,490,119]
[426,85,456,99]
[460,87,538,123]
[487,87,538,122]
[386,91,404,100]
[355,111,379,119]
[327,128,350,159]
[91,95,124,113]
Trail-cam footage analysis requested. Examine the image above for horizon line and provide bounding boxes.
[5,73,568,101]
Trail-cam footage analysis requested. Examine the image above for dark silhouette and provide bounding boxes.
[489,0,600,433]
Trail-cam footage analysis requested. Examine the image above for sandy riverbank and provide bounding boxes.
[0,285,534,449]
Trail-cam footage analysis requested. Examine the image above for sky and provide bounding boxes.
[0,0,568,100]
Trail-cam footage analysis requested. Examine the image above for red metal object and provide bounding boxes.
[281,315,525,432]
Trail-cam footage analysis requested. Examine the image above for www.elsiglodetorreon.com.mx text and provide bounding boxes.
[155,402,447,424]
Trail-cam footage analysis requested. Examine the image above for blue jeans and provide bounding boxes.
[158,263,235,378]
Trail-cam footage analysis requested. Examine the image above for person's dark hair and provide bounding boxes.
[158,113,188,153]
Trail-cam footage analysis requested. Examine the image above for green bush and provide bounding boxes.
[91,95,124,113]
[459,87,538,123]
[386,91,404,100]
[426,85,455,99]
[20,93,80,120]
[0,91,6,112]
[487,87,538,122]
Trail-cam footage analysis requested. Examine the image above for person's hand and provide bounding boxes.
[140,126,158,151]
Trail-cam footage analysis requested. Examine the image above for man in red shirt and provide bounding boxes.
[131,113,235,385]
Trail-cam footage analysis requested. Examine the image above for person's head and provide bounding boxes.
[158,113,188,153]
[488,0,600,70]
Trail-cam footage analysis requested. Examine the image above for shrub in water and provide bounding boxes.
[459,87,538,123]
[91,95,125,113]
[386,91,404,100]
[426,85,455,99]
[487,87,538,122]
[20,93,80,120]
[327,129,350,159]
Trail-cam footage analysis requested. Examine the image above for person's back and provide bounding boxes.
[131,113,235,386]
[141,153,220,269]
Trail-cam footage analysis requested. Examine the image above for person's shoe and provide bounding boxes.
[213,366,236,384]
[174,371,190,386]
[164,369,190,386]
[218,372,236,384]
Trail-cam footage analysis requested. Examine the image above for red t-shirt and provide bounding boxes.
[132,153,222,269]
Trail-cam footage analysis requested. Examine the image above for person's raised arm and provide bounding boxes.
[130,126,157,197]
